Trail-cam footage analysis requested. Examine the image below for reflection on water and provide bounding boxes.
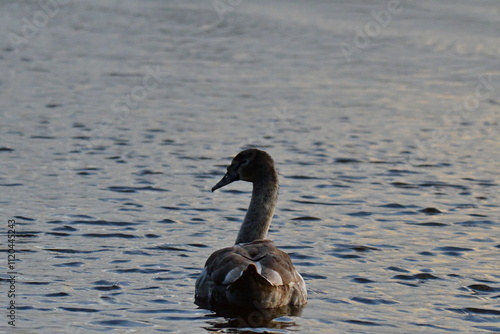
[0,0,499,333]
[201,305,303,332]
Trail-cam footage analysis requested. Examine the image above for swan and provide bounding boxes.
[195,149,307,310]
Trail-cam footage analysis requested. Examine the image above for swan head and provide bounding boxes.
[212,149,275,192]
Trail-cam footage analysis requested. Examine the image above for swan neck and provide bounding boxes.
[235,173,279,244]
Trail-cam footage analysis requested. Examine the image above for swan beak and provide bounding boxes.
[212,171,239,192]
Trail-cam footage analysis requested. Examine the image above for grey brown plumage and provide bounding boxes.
[195,149,307,309]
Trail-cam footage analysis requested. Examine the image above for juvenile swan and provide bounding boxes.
[195,149,307,309]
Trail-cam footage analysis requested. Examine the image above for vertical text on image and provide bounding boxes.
[6,219,17,327]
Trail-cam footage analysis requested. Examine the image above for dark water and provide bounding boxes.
[1,0,499,333]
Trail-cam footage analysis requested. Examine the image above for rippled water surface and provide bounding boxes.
[1,0,499,333]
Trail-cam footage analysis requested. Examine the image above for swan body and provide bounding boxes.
[195,149,307,309]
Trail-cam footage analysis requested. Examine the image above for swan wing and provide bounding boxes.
[195,240,307,308]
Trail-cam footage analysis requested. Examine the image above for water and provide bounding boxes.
[1,0,499,333]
